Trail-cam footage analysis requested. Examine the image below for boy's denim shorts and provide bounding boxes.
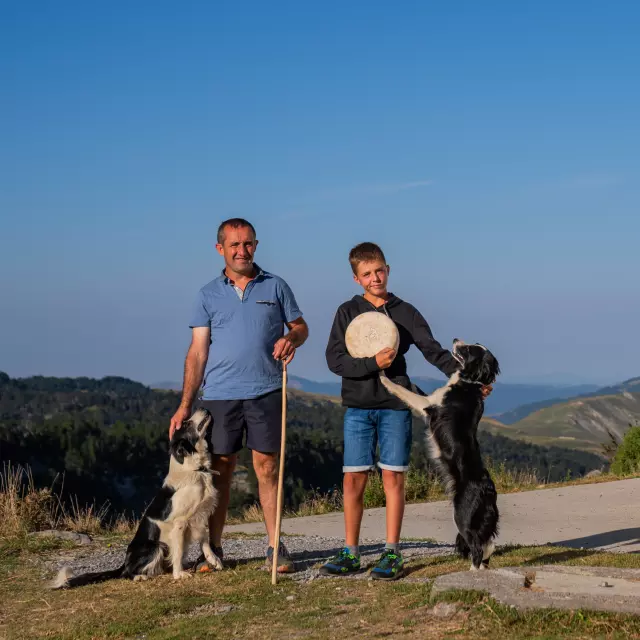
[343,408,413,473]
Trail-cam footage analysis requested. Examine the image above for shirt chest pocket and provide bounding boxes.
[254,300,282,327]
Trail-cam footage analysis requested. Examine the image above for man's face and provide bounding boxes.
[216,225,258,276]
[353,259,390,297]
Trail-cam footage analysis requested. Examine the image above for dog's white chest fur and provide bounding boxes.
[152,468,217,543]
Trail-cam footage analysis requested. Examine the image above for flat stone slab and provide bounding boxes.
[29,530,93,545]
[433,565,640,615]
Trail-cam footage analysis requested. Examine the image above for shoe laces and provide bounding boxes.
[379,551,398,567]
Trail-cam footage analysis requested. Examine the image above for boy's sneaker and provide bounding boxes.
[370,549,404,581]
[266,542,295,573]
[319,548,361,576]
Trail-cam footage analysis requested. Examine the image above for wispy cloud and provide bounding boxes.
[321,179,434,198]
[567,173,625,189]
[365,179,434,194]
[272,179,435,221]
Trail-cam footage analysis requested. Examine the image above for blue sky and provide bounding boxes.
[1,1,639,386]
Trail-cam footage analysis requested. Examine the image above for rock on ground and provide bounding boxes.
[432,565,640,616]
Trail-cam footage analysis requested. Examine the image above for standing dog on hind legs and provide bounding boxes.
[51,408,222,588]
[380,339,501,570]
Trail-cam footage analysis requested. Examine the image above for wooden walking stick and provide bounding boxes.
[271,360,288,585]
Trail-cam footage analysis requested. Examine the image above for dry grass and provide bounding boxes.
[0,463,137,541]
[58,496,111,535]
[0,463,56,538]
[489,462,540,493]
[237,503,265,524]
[288,489,343,517]
[111,512,139,534]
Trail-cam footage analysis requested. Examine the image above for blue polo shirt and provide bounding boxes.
[189,265,303,400]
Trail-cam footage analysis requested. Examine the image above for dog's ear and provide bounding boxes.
[461,350,483,381]
[480,352,501,385]
[170,435,195,465]
[170,439,188,465]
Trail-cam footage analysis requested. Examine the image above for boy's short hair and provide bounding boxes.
[217,218,256,244]
[349,242,387,274]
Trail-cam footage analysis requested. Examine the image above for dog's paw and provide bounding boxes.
[206,553,223,571]
[173,570,192,581]
[133,575,149,582]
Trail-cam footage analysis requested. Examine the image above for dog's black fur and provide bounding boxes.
[380,339,501,569]
[52,408,220,588]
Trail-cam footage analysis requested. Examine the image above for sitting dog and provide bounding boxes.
[52,408,222,588]
[380,339,500,570]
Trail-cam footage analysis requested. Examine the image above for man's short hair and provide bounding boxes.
[217,218,257,244]
[349,242,387,274]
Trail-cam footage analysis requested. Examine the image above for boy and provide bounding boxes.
[321,242,488,580]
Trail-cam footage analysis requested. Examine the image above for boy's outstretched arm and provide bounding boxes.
[326,308,381,378]
[411,308,459,377]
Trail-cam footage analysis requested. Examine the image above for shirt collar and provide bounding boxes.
[220,263,265,285]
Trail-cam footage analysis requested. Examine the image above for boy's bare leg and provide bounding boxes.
[344,471,369,546]
[209,454,237,547]
[382,469,405,544]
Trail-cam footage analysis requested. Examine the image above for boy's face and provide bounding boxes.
[353,259,390,297]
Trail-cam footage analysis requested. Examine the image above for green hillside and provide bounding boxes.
[496,376,640,424]
[481,390,640,453]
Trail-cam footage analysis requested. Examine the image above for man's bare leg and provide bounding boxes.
[252,450,279,545]
[209,454,237,548]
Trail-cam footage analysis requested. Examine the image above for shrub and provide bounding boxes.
[611,426,640,476]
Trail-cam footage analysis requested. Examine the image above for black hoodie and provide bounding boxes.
[325,294,459,410]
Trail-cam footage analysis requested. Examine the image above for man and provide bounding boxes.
[169,218,308,573]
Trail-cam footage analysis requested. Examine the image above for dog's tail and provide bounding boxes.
[50,564,124,589]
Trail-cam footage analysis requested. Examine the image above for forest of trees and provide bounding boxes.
[0,372,605,517]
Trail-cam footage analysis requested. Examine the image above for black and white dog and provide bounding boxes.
[52,408,222,588]
[380,339,501,570]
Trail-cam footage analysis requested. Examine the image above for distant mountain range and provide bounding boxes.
[151,376,600,416]
[482,378,640,453]
[496,377,640,424]
[289,376,601,416]
[412,377,600,416]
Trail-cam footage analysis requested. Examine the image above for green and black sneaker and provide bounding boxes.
[319,548,361,576]
[370,548,404,581]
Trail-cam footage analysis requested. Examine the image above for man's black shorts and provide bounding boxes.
[198,389,282,455]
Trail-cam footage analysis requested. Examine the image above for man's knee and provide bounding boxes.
[253,451,278,483]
